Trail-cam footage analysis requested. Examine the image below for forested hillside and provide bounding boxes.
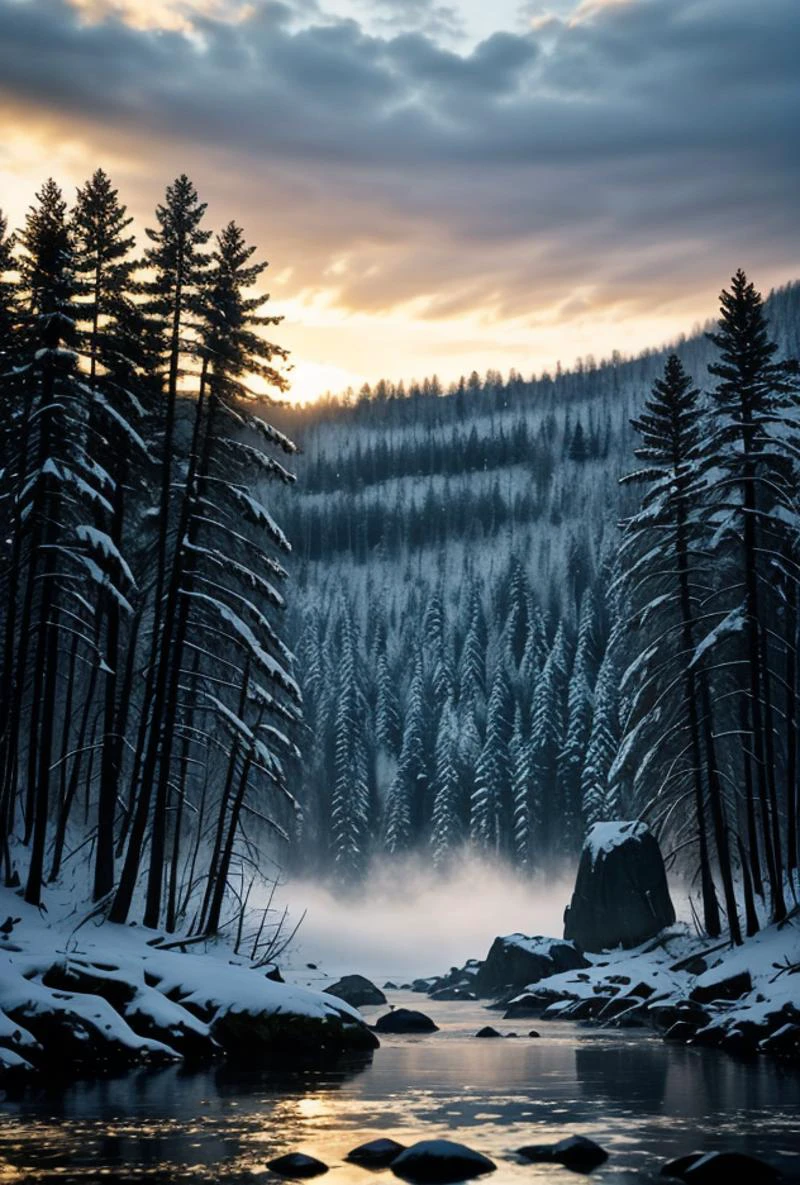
[271,281,800,937]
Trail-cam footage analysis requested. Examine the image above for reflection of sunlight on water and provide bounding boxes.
[0,998,799,1182]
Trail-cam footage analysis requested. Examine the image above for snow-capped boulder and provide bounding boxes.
[391,1140,495,1183]
[689,968,752,1005]
[563,820,675,952]
[474,934,588,998]
[324,974,386,1008]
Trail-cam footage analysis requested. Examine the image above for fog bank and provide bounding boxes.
[273,855,575,984]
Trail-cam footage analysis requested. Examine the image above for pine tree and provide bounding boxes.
[9,181,111,904]
[702,271,795,922]
[620,355,729,939]
[470,662,514,853]
[558,592,597,853]
[457,588,486,708]
[375,650,402,755]
[581,629,622,828]
[70,168,151,901]
[528,623,569,854]
[385,655,426,853]
[430,697,463,867]
[330,612,370,879]
[116,176,212,923]
[510,705,534,866]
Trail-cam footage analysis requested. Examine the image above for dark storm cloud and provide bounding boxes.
[0,0,797,318]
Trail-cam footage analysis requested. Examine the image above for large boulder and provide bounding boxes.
[474,935,588,998]
[563,820,675,952]
[374,1008,438,1034]
[325,975,387,1008]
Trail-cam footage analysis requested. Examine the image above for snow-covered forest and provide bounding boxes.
[1,169,799,951]
[270,280,800,946]
[0,173,300,938]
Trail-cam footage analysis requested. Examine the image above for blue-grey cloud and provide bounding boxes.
[0,0,797,319]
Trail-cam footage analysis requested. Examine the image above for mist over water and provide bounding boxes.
[274,854,575,983]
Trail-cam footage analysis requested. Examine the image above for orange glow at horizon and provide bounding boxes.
[1,121,796,408]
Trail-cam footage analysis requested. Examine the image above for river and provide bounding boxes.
[0,993,798,1183]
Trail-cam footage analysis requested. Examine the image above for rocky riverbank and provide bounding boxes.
[408,918,800,1063]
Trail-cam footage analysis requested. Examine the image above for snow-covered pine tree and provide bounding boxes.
[618,354,732,939]
[70,168,154,901]
[329,608,370,880]
[581,624,623,829]
[528,622,569,855]
[430,696,463,867]
[112,176,213,924]
[699,272,797,922]
[510,704,534,867]
[375,650,402,756]
[385,653,426,853]
[558,590,597,853]
[457,586,486,710]
[517,602,549,727]
[470,661,514,853]
[7,181,117,904]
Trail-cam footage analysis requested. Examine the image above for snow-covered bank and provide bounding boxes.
[460,921,800,1062]
[0,889,377,1090]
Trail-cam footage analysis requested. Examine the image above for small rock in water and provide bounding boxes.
[505,1032,518,1038]
[326,974,387,1007]
[391,1139,496,1183]
[267,1153,329,1178]
[517,1135,608,1171]
[660,1150,781,1184]
[528,1030,540,1038]
[374,1008,438,1033]
[475,1026,502,1039]
[384,981,399,991]
[346,1138,407,1168]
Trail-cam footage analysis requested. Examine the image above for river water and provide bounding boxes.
[0,993,798,1183]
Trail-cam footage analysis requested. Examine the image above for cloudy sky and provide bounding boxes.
[0,0,797,400]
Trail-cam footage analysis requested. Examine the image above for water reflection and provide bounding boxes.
[0,995,798,1184]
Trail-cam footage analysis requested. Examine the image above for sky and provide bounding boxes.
[0,0,798,402]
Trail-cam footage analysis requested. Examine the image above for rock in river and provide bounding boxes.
[267,1153,329,1178]
[517,1135,609,1171]
[563,820,675,952]
[324,975,387,1008]
[391,1140,496,1183]
[374,1008,439,1034]
[474,935,588,998]
[660,1150,781,1184]
[474,1026,502,1038]
[346,1138,407,1168]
